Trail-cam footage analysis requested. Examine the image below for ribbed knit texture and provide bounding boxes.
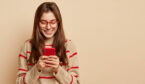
[16,36,80,84]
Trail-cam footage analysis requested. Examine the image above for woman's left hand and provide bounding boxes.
[45,55,60,73]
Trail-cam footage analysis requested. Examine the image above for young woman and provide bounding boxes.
[16,2,80,84]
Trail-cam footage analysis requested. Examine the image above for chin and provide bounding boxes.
[44,33,54,39]
[45,35,53,38]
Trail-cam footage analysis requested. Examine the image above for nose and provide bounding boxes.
[46,23,51,29]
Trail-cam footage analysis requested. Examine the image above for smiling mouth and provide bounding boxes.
[44,30,53,35]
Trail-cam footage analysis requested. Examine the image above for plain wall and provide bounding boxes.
[0,0,145,84]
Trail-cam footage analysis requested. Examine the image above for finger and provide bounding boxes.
[45,60,57,65]
[43,60,51,63]
[40,61,45,65]
[46,58,60,63]
[46,64,57,67]
[45,60,56,64]
[42,58,56,63]
[47,58,57,61]
[39,59,44,63]
[48,56,58,59]
[40,56,49,60]
[39,61,45,67]
[45,62,60,68]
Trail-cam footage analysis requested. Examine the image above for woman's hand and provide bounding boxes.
[36,56,49,72]
[45,55,60,73]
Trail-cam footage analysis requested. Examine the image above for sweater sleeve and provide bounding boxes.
[16,41,41,84]
[52,39,80,84]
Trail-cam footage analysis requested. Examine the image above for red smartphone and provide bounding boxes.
[43,48,56,56]
[43,48,56,68]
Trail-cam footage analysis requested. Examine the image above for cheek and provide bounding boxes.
[54,27,58,32]
[55,25,58,30]
[39,23,45,29]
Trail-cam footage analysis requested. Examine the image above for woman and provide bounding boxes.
[16,2,80,84]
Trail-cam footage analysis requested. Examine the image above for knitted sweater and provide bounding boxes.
[16,36,80,84]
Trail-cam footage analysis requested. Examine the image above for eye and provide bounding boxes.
[51,21,57,24]
[40,21,47,24]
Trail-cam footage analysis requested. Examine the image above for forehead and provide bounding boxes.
[40,11,56,21]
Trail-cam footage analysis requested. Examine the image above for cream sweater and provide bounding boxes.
[16,37,80,84]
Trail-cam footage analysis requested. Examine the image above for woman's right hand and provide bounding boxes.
[36,56,49,72]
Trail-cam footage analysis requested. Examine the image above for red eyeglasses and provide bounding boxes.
[39,20,59,28]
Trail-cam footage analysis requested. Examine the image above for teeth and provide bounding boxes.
[44,30,52,34]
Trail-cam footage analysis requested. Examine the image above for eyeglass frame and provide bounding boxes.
[39,19,59,28]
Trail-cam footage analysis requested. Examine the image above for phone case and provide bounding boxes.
[43,48,55,56]
[43,48,56,68]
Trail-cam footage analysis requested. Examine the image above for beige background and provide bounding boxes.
[0,0,145,84]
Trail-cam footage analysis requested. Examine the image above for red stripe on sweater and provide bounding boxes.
[45,45,53,46]
[19,54,27,59]
[75,75,79,78]
[39,76,55,79]
[67,66,79,71]
[65,40,67,42]
[27,51,31,54]
[18,68,28,72]
[27,63,35,66]
[27,63,31,66]
[22,74,26,84]
[70,75,73,84]
[59,62,69,66]
[65,40,71,42]
[69,52,77,58]
[59,62,63,65]
[66,50,70,53]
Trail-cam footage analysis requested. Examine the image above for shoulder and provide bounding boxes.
[65,37,77,51]
[24,38,31,47]
[20,38,32,51]
[65,38,72,43]
[65,38,78,61]
[65,38,74,46]
[19,38,32,60]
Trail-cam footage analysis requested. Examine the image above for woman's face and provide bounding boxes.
[39,11,58,39]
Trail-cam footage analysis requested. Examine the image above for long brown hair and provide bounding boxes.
[28,2,67,65]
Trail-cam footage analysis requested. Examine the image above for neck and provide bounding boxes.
[45,36,55,44]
